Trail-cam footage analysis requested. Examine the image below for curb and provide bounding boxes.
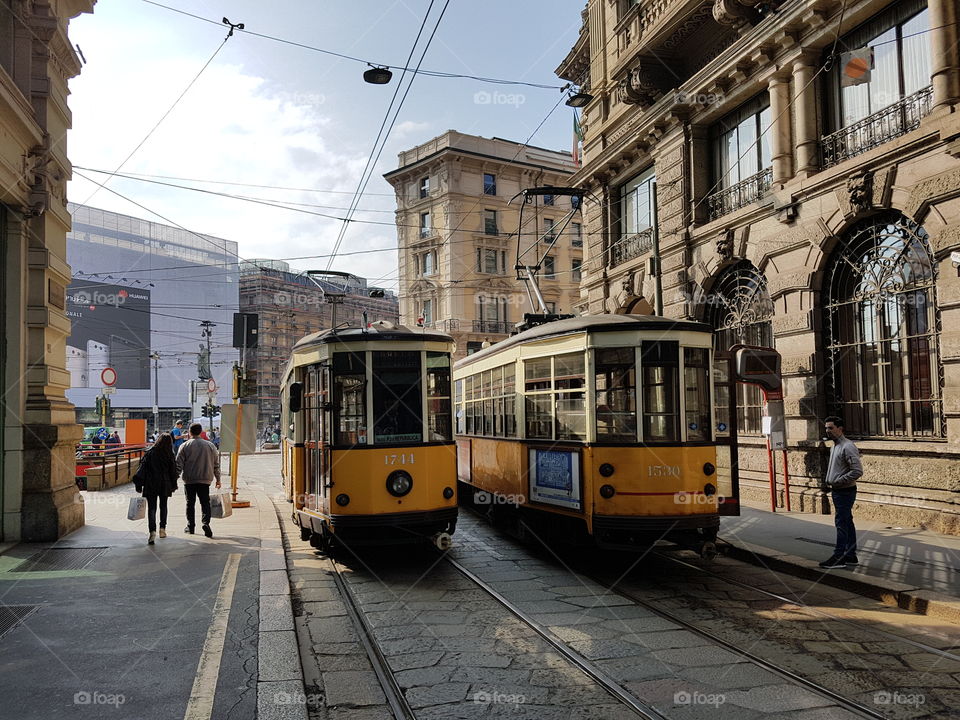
[718,538,960,623]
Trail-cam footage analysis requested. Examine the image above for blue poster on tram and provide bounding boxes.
[528,449,581,511]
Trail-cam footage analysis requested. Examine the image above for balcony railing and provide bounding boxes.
[473,320,511,334]
[610,228,653,267]
[707,167,773,220]
[821,86,933,168]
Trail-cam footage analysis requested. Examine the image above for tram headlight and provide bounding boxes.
[703,462,716,476]
[599,484,616,499]
[386,470,413,497]
[703,483,717,496]
[442,486,454,500]
[599,463,615,478]
[335,493,350,506]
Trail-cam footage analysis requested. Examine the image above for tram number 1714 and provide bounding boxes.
[385,453,415,466]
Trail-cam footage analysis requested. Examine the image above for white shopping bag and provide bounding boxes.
[127,496,146,521]
[210,493,233,519]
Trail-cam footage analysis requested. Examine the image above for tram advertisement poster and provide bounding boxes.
[528,448,581,511]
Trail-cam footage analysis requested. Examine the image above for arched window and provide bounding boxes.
[706,260,774,434]
[825,213,942,437]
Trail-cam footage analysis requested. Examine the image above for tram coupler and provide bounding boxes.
[431,532,453,552]
[699,541,718,561]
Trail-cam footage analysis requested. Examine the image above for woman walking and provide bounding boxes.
[134,433,179,544]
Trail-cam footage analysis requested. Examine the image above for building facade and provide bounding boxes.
[557,0,960,531]
[239,261,398,429]
[66,204,240,433]
[1,0,96,542]
[385,132,584,359]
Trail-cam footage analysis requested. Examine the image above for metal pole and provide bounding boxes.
[651,181,663,316]
[152,353,160,436]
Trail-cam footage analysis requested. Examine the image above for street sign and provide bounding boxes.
[102,387,116,395]
[95,427,109,441]
[101,367,117,386]
[207,378,217,393]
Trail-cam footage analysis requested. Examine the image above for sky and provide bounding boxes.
[66,0,587,292]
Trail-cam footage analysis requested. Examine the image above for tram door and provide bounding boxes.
[305,365,332,514]
[712,352,740,516]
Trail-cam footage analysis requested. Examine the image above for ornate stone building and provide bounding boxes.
[557,0,960,530]
[385,131,583,360]
[1,0,96,541]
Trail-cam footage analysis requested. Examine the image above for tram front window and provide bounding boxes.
[641,341,679,442]
[595,348,637,442]
[373,351,423,443]
[333,353,367,445]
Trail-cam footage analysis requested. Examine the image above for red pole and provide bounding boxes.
[767,436,776,512]
[782,449,791,511]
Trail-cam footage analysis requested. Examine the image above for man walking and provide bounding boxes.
[176,423,222,538]
[820,416,863,569]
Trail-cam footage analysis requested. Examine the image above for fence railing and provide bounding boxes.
[75,443,149,490]
[610,228,654,266]
[821,86,933,168]
[707,167,773,220]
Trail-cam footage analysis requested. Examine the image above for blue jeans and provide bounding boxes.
[831,487,858,557]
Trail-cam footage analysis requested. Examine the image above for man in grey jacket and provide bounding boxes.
[176,423,222,538]
[820,416,863,569]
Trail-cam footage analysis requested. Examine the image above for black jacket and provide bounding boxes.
[135,447,179,498]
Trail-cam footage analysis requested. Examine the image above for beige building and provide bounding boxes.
[1,0,96,541]
[557,0,960,530]
[385,131,583,359]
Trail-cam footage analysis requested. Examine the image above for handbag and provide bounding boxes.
[131,456,148,492]
[127,496,147,521]
[209,493,233,519]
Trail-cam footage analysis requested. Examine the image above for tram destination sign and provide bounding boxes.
[528,448,582,511]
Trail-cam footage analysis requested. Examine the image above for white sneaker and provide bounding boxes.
[159,529,167,538]
[148,532,156,545]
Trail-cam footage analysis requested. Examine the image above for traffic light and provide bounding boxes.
[239,368,258,399]
[202,403,221,417]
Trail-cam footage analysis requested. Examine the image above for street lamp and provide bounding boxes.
[565,88,593,107]
[363,65,393,84]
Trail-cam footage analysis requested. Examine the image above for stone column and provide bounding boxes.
[928,0,960,111]
[768,74,793,183]
[792,57,819,175]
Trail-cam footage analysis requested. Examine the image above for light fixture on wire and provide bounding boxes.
[363,65,393,85]
[565,87,593,107]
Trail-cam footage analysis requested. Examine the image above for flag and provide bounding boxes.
[840,48,873,87]
[573,111,583,167]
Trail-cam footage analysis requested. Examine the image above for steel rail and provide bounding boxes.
[327,556,417,720]
[444,556,668,720]
[658,552,960,662]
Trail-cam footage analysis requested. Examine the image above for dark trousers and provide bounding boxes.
[146,494,168,533]
[185,483,211,529]
[831,487,858,557]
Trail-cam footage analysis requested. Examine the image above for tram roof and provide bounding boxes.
[292,324,453,352]
[455,314,711,369]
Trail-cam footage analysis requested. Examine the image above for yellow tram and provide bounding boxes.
[280,323,458,551]
[453,314,742,555]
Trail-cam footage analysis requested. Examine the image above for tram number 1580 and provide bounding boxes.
[385,453,415,466]
[648,464,680,477]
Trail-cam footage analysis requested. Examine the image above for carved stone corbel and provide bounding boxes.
[847,171,873,215]
[717,228,735,262]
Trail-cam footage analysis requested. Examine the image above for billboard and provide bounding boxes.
[66,280,151,389]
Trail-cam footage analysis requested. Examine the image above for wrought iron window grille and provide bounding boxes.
[707,167,773,220]
[610,227,653,267]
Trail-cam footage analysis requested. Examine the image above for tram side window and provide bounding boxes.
[595,348,637,442]
[641,341,679,442]
[333,353,367,446]
[524,357,553,439]
[372,351,423,443]
[454,379,465,434]
[503,364,516,437]
[555,352,586,440]
[684,348,712,442]
[482,369,494,436]
[465,375,476,434]
[427,352,452,441]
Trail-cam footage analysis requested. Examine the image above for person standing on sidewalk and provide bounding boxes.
[176,423,222,538]
[820,416,863,569]
[171,420,187,452]
[135,433,179,545]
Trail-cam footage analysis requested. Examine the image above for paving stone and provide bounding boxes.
[257,679,309,720]
[305,615,358,645]
[448,667,531,687]
[548,623,620,642]
[261,569,291,596]
[259,630,303,681]
[364,609,418,628]
[677,662,782,689]
[439,652,512,668]
[577,703,644,720]
[803,641,867,654]
[394,665,455,688]
[312,642,371,656]
[300,599,347,618]
[560,594,638,608]
[322,670,386,707]
[306,652,371,671]
[515,600,583,614]
[651,644,743,667]
[261,593,295,632]
[528,666,603,686]
[595,656,675,682]
[567,638,648,661]
[390,651,445,671]
[621,629,705,650]
[411,701,492,719]
[511,653,582,671]
[901,653,960,673]
[416,610,471,625]
[723,684,836,712]
[322,707,394,720]
[404,682,471,709]
[530,612,604,626]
